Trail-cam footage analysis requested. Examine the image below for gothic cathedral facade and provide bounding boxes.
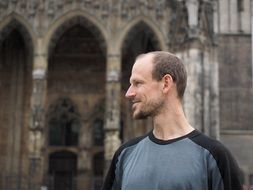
[0,0,252,189]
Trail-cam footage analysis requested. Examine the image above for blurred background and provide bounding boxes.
[0,0,252,190]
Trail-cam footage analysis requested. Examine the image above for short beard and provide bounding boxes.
[133,110,150,120]
[133,99,164,120]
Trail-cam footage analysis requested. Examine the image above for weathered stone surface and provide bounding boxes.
[218,35,252,131]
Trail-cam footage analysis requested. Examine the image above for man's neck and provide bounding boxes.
[152,102,194,140]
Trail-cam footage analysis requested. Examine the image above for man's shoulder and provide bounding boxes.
[190,131,242,188]
[114,133,149,158]
[190,131,234,161]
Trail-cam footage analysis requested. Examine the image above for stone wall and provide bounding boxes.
[218,0,252,33]
[217,0,253,186]
[218,34,252,130]
[218,33,253,186]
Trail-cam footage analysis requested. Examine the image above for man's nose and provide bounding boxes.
[125,85,135,99]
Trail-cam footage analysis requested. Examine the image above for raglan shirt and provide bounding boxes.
[102,130,243,190]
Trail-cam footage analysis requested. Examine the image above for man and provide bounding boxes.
[102,51,242,190]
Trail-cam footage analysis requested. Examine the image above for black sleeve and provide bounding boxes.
[213,145,243,190]
[192,134,243,190]
[101,153,118,190]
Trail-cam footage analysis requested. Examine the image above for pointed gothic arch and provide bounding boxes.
[116,16,167,54]
[48,17,106,58]
[0,17,34,57]
[44,11,108,58]
[46,15,107,118]
[0,19,33,174]
[0,13,36,53]
[45,16,107,100]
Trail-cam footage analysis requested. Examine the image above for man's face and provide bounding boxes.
[125,54,164,119]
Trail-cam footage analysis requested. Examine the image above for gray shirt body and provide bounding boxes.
[102,130,242,190]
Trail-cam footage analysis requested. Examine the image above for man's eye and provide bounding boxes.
[135,82,141,86]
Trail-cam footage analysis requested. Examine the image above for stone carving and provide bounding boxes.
[168,1,188,50]
[31,105,44,130]
[0,0,168,34]
[198,1,216,45]
[29,130,43,156]
[186,0,199,28]
[169,0,216,50]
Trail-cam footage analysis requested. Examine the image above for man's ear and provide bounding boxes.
[162,74,174,93]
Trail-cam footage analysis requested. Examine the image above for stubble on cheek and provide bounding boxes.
[133,97,164,120]
[131,102,141,119]
[132,103,150,120]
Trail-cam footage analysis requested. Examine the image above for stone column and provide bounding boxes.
[176,47,219,139]
[104,54,121,171]
[186,0,200,38]
[208,48,220,139]
[173,0,220,139]
[177,49,203,132]
[28,38,47,190]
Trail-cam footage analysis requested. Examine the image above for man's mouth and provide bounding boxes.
[132,101,140,109]
[132,100,140,104]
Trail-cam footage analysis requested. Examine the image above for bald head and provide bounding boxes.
[136,51,187,100]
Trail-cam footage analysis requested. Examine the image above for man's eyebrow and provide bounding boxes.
[129,78,137,83]
[130,78,144,84]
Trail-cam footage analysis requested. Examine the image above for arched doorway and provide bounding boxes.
[121,21,161,142]
[49,151,77,190]
[46,16,106,190]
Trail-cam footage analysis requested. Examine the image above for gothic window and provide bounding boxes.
[93,119,104,146]
[49,118,80,146]
[48,98,81,146]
